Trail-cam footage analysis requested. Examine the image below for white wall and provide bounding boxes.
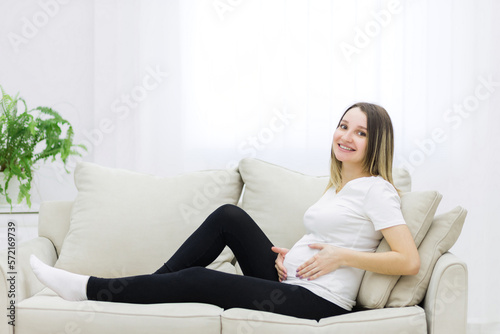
[0,0,94,204]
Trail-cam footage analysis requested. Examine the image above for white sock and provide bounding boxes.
[30,255,89,301]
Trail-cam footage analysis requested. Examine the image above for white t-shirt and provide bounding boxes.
[282,176,406,310]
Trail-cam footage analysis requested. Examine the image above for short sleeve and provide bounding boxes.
[363,179,406,231]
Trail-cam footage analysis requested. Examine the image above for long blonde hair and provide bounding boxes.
[326,102,396,192]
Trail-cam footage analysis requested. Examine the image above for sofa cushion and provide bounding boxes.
[55,162,243,277]
[221,306,427,334]
[237,158,411,250]
[356,191,442,309]
[238,159,327,248]
[17,289,223,334]
[386,206,467,307]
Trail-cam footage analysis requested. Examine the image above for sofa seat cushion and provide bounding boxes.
[17,289,223,334]
[221,306,426,334]
[55,162,243,277]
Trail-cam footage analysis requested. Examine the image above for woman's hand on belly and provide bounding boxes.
[296,244,347,281]
[271,246,289,282]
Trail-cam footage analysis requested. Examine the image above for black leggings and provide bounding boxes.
[86,204,349,321]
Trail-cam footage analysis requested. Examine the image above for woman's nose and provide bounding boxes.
[342,131,353,142]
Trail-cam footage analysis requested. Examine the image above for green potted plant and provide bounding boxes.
[0,86,85,209]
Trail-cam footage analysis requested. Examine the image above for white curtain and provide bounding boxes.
[2,0,496,331]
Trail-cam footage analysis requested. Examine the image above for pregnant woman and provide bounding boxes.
[31,102,420,321]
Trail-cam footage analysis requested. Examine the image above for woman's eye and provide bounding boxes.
[358,131,367,137]
[340,124,347,129]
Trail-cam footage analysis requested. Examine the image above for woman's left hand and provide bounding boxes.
[296,244,346,280]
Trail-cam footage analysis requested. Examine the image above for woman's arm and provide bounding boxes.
[296,224,420,281]
[343,224,420,275]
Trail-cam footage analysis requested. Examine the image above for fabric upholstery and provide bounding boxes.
[38,201,73,257]
[386,206,467,307]
[357,191,442,308]
[423,252,468,334]
[17,289,223,334]
[221,305,427,334]
[2,160,469,334]
[55,162,243,277]
[237,158,411,249]
[238,158,327,248]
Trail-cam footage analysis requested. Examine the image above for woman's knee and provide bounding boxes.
[213,204,248,221]
[207,204,257,236]
[181,266,207,276]
[177,267,220,286]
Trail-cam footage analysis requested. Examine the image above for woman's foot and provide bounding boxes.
[30,255,89,301]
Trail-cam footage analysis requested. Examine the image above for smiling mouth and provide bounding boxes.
[338,144,355,151]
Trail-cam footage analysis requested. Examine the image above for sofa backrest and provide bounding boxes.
[39,159,464,310]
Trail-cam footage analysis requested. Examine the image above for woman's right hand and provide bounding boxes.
[271,246,289,282]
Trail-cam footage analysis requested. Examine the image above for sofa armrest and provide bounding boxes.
[0,237,57,334]
[424,252,468,334]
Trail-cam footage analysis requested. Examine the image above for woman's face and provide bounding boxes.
[332,107,368,166]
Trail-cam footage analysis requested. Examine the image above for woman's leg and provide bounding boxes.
[87,267,349,321]
[154,204,279,282]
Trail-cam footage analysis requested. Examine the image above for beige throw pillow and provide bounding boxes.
[55,162,243,277]
[386,206,467,307]
[356,191,442,309]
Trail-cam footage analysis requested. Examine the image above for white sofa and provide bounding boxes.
[0,158,467,334]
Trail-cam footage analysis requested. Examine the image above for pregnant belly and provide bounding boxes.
[282,235,321,278]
